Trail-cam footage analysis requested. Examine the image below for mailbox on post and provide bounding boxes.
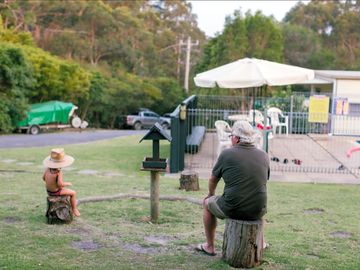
[139,123,172,222]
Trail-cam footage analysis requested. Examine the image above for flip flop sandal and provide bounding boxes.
[195,244,216,256]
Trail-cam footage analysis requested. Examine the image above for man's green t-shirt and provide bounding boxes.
[212,144,270,220]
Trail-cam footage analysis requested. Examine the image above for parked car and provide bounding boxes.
[125,110,171,130]
[16,101,87,135]
[163,113,172,118]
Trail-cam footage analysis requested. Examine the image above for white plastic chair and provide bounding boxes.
[267,107,289,135]
[215,120,232,156]
[247,110,264,125]
[246,110,274,141]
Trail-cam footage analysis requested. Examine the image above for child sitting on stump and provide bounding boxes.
[42,148,80,217]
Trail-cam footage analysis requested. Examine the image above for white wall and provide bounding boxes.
[332,79,360,135]
[336,79,360,103]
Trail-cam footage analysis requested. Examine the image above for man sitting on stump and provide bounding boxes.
[196,120,270,256]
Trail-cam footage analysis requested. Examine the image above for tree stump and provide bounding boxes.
[179,170,199,191]
[222,219,263,268]
[46,196,73,224]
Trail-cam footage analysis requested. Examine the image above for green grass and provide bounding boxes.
[0,135,359,269]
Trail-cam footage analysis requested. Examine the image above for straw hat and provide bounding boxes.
[43,148,74,168]
[231,120,257,145]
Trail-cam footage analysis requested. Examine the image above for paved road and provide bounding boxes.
[0,129,145,148]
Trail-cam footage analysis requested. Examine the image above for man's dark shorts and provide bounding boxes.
[207,196,227,219]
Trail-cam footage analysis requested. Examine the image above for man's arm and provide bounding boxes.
[206,175,220,199]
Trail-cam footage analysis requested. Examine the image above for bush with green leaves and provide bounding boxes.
[0,43,33,132]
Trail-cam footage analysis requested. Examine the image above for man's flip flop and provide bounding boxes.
[195,244,216,256]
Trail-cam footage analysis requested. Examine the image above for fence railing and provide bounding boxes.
[188,111,359,175]
[170,95,360,176]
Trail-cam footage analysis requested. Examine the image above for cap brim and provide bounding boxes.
[43,155,74,168]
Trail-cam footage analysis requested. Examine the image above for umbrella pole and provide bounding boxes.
[252,87,256,126]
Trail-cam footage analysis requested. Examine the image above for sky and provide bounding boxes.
[188,1,308,37]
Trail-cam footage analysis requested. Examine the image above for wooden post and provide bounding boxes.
[222,219,263,268]
[46,196,73,224]
[150,171,160,222]
[179,170,199,191]
[152,140,159,160]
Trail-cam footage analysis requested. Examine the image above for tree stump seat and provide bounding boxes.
[222,218,264,268]
[179,170,199,191]
[46,196,73,224]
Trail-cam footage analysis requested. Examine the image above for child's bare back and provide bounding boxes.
[43,168,61,193]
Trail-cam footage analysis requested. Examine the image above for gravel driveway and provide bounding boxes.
[0,129,145,148]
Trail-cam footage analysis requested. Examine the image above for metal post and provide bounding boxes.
[179,116,185,171]
[290,95,294,134]
[329,79,337,135]
[263,108,268,153]
[184,36,191,92]
[170,115,180,173]
[150,171,160,222]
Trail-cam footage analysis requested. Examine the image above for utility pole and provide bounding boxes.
[177,38,182,81]
[181,36,199,93]
[184,36,191,92]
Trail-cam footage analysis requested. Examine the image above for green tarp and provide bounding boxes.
[17,101,77,127]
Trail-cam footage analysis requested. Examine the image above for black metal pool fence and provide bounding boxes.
[170,95,360,175]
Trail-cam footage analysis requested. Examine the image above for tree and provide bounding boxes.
[0,42,33,132]
[282,23,331,68]
[77,71,106,121]
[307,49,336,70]
[332,11,360,69]
[195,10,283,73]
[222,11,248,63]
[0,16,34,46]
[283,0,360,69]
[0,24,90,132]
[148,77,185,115]
[245,11,283,62]
[0,0,208,130]
[23,45,90,103]
[284,1,339,36]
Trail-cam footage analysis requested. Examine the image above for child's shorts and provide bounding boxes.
[47,189,62,196]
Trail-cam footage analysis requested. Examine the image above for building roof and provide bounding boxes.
[298,77,333,85]
[315,70,360,79]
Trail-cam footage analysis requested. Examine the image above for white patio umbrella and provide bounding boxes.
[194,57,315,125]
[194,57,314,88]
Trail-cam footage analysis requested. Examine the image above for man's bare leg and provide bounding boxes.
[201,199,217,253]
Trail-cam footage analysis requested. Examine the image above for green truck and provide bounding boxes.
[16,101,86,135]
